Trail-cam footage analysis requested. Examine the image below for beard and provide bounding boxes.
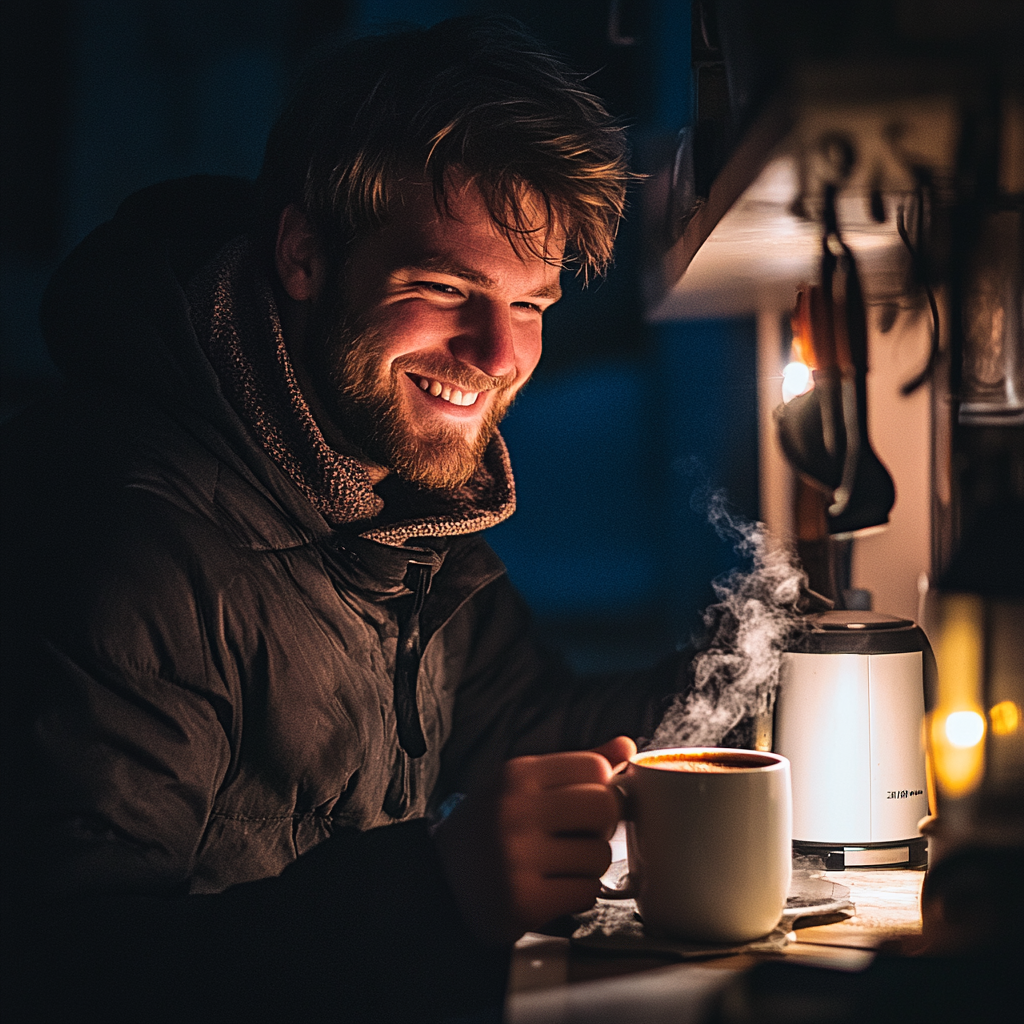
[307,298,518,490]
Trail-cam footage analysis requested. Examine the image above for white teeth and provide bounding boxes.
[413,376,481,406]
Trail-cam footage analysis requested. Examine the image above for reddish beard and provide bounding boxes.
[314,310,518,490]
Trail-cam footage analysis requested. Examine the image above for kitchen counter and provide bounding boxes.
[506,861,926,1024]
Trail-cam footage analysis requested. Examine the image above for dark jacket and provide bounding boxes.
[1,178,683,1022]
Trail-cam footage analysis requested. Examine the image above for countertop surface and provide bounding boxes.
[506,855,926,1024]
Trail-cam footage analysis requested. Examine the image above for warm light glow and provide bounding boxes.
[930,594,986,798]
[990,700,1020,736]
[781,361,814,403]
[945,710,986,748]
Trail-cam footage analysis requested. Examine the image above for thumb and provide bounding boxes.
[590,735,636,772]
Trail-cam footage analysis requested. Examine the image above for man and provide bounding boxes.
[1,17,687,1022]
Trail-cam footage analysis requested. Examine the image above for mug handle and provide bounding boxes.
[598,780,634,899]
[598,872,636,900]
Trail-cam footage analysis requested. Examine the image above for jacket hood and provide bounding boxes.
[38,176,515,548]
[42,175,259,402]
[37,176,336,547]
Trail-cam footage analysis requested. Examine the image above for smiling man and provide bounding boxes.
[1,16,692,1023]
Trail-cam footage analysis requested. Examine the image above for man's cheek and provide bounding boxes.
[514,332,543,385]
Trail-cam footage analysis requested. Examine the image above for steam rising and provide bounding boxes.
[647,490,811,750]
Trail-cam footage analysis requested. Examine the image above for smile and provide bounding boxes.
[411,375,481,407]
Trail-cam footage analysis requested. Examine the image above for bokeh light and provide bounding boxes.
[945,710,986,748]
[781,361,813,403]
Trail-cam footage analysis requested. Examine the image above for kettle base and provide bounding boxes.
[794,837,928,871]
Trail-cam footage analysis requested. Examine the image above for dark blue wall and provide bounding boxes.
[487,319,759,662]
[1,0,761,666]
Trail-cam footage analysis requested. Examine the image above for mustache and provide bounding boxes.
[317,296,524,400]
[392,354,518,394]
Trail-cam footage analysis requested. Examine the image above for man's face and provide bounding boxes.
[308,175,564,489]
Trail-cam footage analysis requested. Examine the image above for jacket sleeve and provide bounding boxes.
[1,514,508,1023]
[4,819,508,1023]
[438,569,693,793]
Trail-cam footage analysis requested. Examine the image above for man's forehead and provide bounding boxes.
[383,172,567,264]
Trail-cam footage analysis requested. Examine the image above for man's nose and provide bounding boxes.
[450,300,518,379]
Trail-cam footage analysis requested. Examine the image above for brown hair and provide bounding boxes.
[258,16,630,278]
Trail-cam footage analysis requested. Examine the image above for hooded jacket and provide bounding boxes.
[0,178,684,1022]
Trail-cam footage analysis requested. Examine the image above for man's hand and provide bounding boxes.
[432,736,636,945]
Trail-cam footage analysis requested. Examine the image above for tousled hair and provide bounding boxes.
[258,16,630,278]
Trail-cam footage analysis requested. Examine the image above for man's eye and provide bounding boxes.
[513,302,542,313]
[421,282,461,296]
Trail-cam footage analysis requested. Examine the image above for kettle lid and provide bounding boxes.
[787,610,928,655]
[815,611,914,631]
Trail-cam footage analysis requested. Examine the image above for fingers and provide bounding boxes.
[590,735,637,770]
[432,789,614,944]
[505,782,621,840]
[504,750,618,791]
[503,736,637,791]
[511,875,606,927]
[508,833,613,879]
[433,743,636,943]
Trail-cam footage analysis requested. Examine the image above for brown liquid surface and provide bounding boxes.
[637,752,774,772]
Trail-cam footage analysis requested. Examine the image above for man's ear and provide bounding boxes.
[275,204,325,302]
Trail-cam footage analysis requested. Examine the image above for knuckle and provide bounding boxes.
[503,754,539,785]
[575,751,612,779]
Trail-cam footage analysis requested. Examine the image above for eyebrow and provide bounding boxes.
[407,254,563,300]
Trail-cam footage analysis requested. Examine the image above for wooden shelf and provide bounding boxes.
[642,62,968,322]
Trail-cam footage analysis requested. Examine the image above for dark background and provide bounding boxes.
[0,0,760,670]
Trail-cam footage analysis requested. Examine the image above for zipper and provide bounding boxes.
[392,559,433,759]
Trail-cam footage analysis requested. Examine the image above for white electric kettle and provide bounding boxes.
[773,610,934,869]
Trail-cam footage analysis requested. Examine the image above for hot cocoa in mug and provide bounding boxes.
[602,747,792,944]
[637,750,770,772]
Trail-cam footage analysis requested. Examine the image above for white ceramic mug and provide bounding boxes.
[601,747,792,944]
